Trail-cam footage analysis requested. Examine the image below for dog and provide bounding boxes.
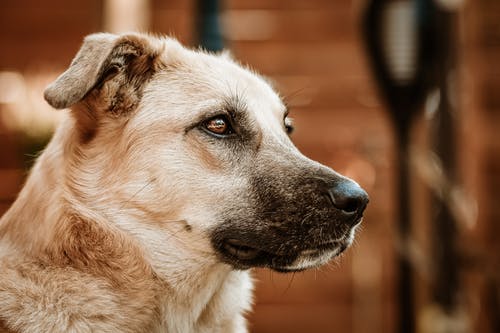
[0,32,368,333]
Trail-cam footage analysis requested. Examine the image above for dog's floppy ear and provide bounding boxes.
[44,32,161,112]
[44,33,117,109]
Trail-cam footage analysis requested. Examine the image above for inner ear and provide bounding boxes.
[98,54,157,116]
[86,37,158,112]
[95,63,122,89]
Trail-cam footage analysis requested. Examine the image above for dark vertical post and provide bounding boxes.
[396,127,414,333]
[196,0,224,52]
[429,5,460,316]
[362,1,435,332]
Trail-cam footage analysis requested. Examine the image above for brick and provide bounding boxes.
[248,303,352,333]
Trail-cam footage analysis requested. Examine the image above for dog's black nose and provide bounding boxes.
[328,180,369,215]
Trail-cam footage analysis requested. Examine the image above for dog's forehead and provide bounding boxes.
[147,41,285,125]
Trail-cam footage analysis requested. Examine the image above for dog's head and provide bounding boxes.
[44,33,368,273]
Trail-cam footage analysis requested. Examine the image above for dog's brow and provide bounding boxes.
[223,94,248,115]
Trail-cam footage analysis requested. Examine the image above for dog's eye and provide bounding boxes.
[284,117,294,135]
[204,116,233,136]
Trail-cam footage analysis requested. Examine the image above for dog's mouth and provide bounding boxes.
[223,239,262,261]
[219,236,352,272]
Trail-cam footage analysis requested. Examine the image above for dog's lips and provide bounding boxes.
[219,237,350,271]
[300,240,344,256]
[223,239,261,261]
[219,238,291,268]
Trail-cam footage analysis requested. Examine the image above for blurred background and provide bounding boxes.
[0,0,498,332]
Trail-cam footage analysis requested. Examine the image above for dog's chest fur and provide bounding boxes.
[0,249,252,333]
[156,269,252,333]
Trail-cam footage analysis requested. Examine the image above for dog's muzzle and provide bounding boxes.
[211,177,369,272]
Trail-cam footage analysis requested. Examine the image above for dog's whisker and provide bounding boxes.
[160,227,214,256]
[282,86,310,107]
[281,272,296,296]
[118,179,155,211]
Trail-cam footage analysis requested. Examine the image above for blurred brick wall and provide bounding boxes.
[463,1,500,331]
[0,1,498,332]
[0,0,102,69]
[0,123,24,215]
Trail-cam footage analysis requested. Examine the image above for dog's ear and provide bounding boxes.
[44,33,161,113]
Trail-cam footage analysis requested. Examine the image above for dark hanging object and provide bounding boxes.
[362,0,437,332]
[196,0,224,52]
